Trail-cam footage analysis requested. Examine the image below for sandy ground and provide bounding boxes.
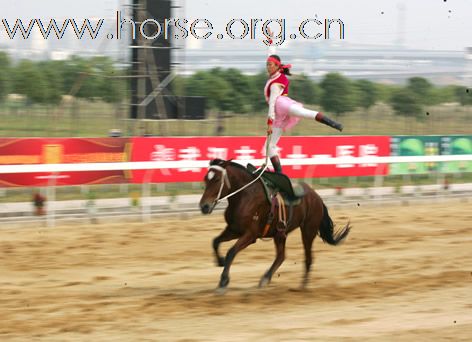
[1,199,471,341]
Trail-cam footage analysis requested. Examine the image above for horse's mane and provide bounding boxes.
[209,159,255,178]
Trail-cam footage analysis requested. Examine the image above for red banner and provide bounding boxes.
[130,136,391,183]
[0,138,130,187]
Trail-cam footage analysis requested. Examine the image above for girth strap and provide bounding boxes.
[276,193,287,228]
[262,192,288,237]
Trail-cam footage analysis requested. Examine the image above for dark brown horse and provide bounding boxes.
[199,159,351,290]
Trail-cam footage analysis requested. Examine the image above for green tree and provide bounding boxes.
[214,68,256,113]
[290,74,320,105]
[38,60,64,105]
[0,52,11,102]
[319,73,356,115]
[62,56,103,100]
[389,88,423,117]
[354,79,378,110]
[186,71,232,110]
[429,85,457,105]
[407,77,433,105]
[96,57,124,103]
[62,56,87,95]
[376,83,400,103]
[250,71,268,112]
[454,86,472,106]
[12,60,49,103]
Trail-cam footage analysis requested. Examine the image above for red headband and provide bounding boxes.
[267,57,292,70]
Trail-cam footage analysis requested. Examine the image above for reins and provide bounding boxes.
[207,131,289,240]
[211,131,272,206]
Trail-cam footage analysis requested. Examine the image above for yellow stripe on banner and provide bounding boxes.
[123,142,133,180]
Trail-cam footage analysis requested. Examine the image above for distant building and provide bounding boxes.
[174,40,468,85]
[0,15,468,86]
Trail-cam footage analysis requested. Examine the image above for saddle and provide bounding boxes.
[246,163,306,204]
[247,163,307,238]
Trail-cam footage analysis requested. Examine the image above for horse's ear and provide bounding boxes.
[209,158,222,166]
[210,158,231,167]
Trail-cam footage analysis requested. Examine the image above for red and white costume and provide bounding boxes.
[264,71,301,131]
[264,54,321,158]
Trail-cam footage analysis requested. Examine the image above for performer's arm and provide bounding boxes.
[268,43,276,56]
[266,28,276,56]
[267,83,284,125]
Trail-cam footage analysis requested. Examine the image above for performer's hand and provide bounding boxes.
[264,27,274,45]
[267,118,273,134]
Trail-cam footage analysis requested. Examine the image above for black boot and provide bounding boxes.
[270,156,283,173]
[316,112,343,132]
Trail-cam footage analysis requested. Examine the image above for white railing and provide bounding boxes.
[0,155,471,174]
[1,154,471,227]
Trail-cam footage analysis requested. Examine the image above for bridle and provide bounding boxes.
[207,165,232,206]
[205,132,272,209]
[206,162,270,208]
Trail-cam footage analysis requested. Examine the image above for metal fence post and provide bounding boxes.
[141,169,154,222]
[47,173,57,228]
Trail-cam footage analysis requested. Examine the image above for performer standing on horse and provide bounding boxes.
[264,31,344,174]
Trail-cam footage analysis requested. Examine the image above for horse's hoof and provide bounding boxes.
[258,276,271,288]
[218,276,229,288]
[215,287,227,295]
[217,257,225,267]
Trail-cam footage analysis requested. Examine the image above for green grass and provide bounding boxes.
[1,101,471,137]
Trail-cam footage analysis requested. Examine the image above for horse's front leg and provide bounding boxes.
[259,228,287,288]
[213,226,240,267]
[218,232,256,289]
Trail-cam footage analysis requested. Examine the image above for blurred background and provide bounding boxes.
[0,0,471,211]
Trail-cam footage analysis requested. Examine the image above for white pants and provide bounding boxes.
[288,104,320,120]
[265,104,320,157]
[265,127,284,157]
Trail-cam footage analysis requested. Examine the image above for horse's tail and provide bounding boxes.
[318,202,351,245]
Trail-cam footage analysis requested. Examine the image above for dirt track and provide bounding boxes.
[1,200,471,341]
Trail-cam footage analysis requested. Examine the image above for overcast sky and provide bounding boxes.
[1,0,470,51]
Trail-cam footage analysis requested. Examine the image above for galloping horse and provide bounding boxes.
[199,158,351,290]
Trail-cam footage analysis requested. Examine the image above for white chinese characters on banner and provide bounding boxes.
[234,146,257,160]
[129,136,390,182]
[336,145,355,168]
[312,154,332,160]
[178,147,202,172]
[150,144,176,175]
[207,147,228,161]
[151,144,176,161]
[359,144,379,167]
[286,145,308,170]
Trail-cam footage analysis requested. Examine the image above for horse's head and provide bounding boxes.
[199,159,232,215]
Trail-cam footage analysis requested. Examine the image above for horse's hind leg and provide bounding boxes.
[213,226,239,267]
[300,220,317,288]
[258,230,286,288]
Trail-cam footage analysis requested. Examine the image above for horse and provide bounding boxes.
[199,158,351,290]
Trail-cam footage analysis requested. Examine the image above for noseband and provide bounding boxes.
[205,161,270,209]
[208,165,231,205]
